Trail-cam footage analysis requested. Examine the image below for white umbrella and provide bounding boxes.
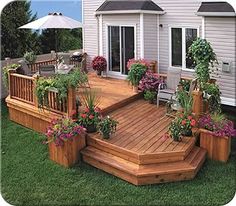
[19,12,83,59]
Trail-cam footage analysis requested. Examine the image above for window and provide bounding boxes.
[171,27,198,70]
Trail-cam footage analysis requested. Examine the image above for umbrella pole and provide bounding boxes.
[55,29,58,69]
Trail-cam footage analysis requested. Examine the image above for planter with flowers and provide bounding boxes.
[45,117,86,167]
[177,113,196,137]
[92,56,107,76]
[78,106,102,133]
[198,113,236,162]
[97,116,118,139]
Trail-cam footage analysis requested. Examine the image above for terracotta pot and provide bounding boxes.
[48,134,86,167]
[199,129,231,162]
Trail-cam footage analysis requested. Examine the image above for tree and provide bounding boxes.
[1,0,40,59]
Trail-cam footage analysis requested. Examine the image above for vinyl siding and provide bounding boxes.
[83,0,104,66]
[143,14,158,61]
[205,17,236,105]
[156,0,203,77]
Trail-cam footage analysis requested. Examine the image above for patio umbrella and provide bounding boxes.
[19,12,83,58]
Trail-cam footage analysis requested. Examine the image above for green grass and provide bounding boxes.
[1,101,236,206]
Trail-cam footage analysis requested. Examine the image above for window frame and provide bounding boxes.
[169,26,200,72]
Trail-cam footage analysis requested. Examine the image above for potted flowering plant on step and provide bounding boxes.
[198,113,236,162]
[177,113,196,136]
[45,117,86,167]
[168,119,182,142]
[92,56,107,76]
[97,116,118,139]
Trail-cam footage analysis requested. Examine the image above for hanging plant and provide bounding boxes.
[2,64,21,88]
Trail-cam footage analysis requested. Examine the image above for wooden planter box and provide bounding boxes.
[48,134,86,167]
[199,129,231,162]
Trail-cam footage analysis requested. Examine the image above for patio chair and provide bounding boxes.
[39,64,55,77]
[17,60,32,76]
[157,67,182,107]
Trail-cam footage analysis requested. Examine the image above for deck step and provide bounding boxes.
[81,146,207,185]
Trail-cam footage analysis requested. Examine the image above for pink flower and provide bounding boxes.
[84,107,89,113]
[190,119,196,127]
[182,120,186,125]
[89,115,94,119]
[80,114,87,119]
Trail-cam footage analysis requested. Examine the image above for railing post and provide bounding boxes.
[67,87,76,118]
[32,75,39,108]
[192,90,203,118]
[8,69,16,98]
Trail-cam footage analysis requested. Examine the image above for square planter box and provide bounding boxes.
[48,134,86,167]
[199,129,231,162]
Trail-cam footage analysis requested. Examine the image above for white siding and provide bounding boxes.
[156,0,203,77]
[83,0,104,67]
[102,14,140,59]
[205,17,236,105]
[143,14,158,61]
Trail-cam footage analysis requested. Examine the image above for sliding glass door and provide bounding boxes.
[108,26,135,76]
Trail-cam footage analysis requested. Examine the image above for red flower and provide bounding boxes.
[80,114,87,119]
[182,120,186,125]
[190,119,196,127]
[179,113,184,118]
[84,107,89,113]
[89,115,94,119]
[95,107,101,113]
[188,115,193,120]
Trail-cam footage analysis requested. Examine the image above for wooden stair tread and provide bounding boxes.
[82,146,206,178]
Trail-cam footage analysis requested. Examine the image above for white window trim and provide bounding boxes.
[105,24,137,77]
[169,26,200,72]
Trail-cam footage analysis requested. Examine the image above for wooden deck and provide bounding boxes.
[82,100,207,185]
[84,72,141,114]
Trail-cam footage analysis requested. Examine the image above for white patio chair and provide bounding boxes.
[157,68,182,107]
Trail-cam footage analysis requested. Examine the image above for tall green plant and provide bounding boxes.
[127,63,147,86]
[188,38,218,87]
[79,89,101,111]
[176,90,193,115]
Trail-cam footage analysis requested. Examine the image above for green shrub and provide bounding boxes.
[2,64,20,88]
[144,90,156,102]
[127,63,147,86]
[24,51,37,64]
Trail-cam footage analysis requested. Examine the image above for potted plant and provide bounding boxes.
[198,113,236,162]
[45,117,86,167]
[97,116,118,139]
[168,119,182,142]
[127,58,150,70]
[24,51,37,64]
[144,90,156,104]
[78,89,102,133]
[127,63,147,92]
[177,113,196,136]
[92,56,107,76]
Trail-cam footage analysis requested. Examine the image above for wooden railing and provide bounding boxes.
[8,71,76,117]
[9,71,35,105]
[28,59,57,72]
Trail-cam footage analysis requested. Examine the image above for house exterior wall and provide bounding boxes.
[83,0,236,106]
[143,14,158,61]
[205,17,236,106]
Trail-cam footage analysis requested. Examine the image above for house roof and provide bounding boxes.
[96,0,164,15]
[196,2,235,16]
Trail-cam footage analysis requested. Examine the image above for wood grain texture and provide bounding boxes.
[199,129,231,162]
[49,134,86,167]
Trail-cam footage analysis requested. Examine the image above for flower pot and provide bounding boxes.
[199,129,231,162]
[48,134,86,167]
[85,124,97,133]
[182,129,192,137]
[96,70,102,76]
[208,79,217,84]
[102,132,110,139]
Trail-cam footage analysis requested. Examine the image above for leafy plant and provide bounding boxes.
[127,58,150,70]
[92,56,107,72]
[97,116,118,139]
[2,64,21,88]
[168,119,182,142]
[139,70,163,92]
[35,69,88,108]
[199,113,236,137]
[178,79,191,91]
[127,63,147,87]
[23,51,37,64]
[144,90,156,103]
[188,38,218,88]
[203,83,221,113]
[45,117,85,146]
[176,90,193,115]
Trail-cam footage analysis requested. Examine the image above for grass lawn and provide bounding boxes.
[1,101,236,205]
